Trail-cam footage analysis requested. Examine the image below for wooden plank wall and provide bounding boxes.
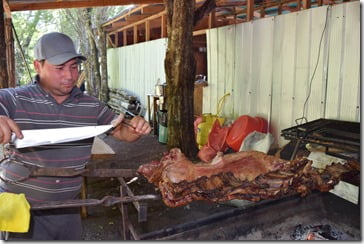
[205,2,360,148]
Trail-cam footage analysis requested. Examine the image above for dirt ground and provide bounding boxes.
[81,133,168,240]
[81,134,239,241]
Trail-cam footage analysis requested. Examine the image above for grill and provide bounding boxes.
[280,118,360,160]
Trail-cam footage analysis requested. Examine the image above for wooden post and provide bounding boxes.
[120,183,130,240]
[247,0,254,21]
[208,9,216,28]
[303,0,311,9]
[0,0,8,88]
[260,0,266,18]
[123,29,127,46]
[133,25,137,44]
[114,33,118,47]
[296,0,302,11]
[161,14,167,38]
[4,19,15,87]
[145,20,150,41]
[3,0,13,87]
[80,177,88,218]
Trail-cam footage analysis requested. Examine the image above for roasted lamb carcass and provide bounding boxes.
[137,148,359,208]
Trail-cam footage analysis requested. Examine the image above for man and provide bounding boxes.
[0,32,151,240]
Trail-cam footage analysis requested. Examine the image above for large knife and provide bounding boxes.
[11,125,114,149]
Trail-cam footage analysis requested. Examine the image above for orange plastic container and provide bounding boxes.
[226,115,267,152]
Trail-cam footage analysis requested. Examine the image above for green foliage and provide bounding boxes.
[12,10,56,85]
[11,6,126,86]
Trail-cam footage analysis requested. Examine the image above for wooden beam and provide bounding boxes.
[112,21,128,28]
[126,14,150,22]
[107,34,116,48]
[8,0,163,12]
[141,5,164,14]
[216,1,246,7]
[194,15,209,31]
[102,4,147,27]
[281,5,297,12]
[193,29,206,36]
[109,10,166,35]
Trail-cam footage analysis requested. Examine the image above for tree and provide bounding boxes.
[95,7,110,103]
[0,6,7,88]
[164,0,198,159]
[60,7,123,102]
[9,7,124,98]
[12,10,55,85]
[164,0,215,159]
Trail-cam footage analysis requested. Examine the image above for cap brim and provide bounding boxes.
[46,52,87,65]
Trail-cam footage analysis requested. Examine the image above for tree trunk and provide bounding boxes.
[5,18,15,87]
[81,8,101,99]
[164,0,198,159]
[96,8,109,104]
[0,5,8,88]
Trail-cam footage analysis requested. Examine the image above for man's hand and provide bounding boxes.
[110,114,151,142]
[0,116,23,144]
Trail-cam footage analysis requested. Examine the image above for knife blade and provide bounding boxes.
[11,125,114,149]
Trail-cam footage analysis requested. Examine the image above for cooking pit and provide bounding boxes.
[81,133,360,240]
[125,190,360,240]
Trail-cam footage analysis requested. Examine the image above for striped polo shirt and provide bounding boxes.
[0,81,116,203]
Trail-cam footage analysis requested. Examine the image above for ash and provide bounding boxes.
[292,224,348,240]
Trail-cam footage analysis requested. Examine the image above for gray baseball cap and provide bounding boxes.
[34,32,86,65]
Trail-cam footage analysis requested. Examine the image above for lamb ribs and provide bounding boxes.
[137,148,359,208]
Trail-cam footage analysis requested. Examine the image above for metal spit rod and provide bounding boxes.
[30,194,160,210]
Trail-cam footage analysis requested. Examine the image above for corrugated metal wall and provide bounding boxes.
[106,2,359,148]
[107,38,167,115]
[205,1,360,147]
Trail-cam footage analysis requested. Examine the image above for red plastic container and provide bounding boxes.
[255,116,268,133]
[226,115,267,152]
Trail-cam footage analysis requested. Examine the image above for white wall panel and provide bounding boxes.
[205,28,219,115]
[205,2,360,148]
[107,38,167,110]
[325,1,360,121]
[107,2,359,149]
